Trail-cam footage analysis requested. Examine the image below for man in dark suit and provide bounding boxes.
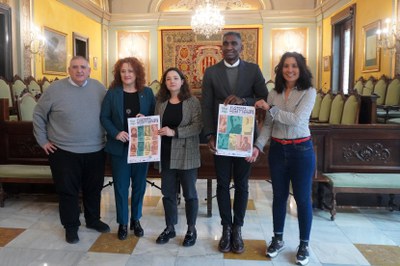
[201,31,268,254]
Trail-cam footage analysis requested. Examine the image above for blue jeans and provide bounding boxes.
[268,139,315,241]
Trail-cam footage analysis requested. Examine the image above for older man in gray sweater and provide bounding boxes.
[33,56,109,244]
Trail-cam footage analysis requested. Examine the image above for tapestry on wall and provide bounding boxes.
[161,28,260,95]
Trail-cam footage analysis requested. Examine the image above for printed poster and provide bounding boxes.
[216,104,255,157]
[127,115,160,163]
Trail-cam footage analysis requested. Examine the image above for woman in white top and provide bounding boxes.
[247,52,316,266]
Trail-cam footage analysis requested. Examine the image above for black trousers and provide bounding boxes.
[161,162,198,227]
[49,148,105,230]
[214,155,251,227]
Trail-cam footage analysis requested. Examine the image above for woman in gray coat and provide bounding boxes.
[155,67,202,247]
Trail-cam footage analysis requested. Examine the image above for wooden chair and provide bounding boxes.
[315,92,333,123]
[266,79,275,92]
[377,76,400,123]
[40,77,51,92]
[341,93,361,125]
[328,93,345,125]
[25,76,42,96]
[373,75,389,106]
[17,93,37,121]
[361,76,375,96]
[148,80,160,96]
[310,92,323,121]
[0,76,12,108]
[353,77,364,95]
[11,75,28,104]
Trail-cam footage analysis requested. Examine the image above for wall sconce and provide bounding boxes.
[25,25,46,55]
[376,18,399,54]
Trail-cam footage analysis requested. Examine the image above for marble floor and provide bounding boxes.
[1,178,400,266]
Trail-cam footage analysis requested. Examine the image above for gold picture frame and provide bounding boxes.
[43,27,67,75]
[362,20,381,72]
[323,56,331,71]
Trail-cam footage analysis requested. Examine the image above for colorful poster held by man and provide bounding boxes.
[216,104,255,157]
[127,115,160,163]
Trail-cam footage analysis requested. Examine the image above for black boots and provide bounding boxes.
[218,225,232,252]
[218,225,245,253]
[231,225,244,253]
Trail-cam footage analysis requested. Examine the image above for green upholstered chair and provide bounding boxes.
[0,77,13,108]
[316,93,333,123]
[353,77,364,95]
[266,79,275,92]
[26,77,41,96]
[341,94,360,125]
[386,118,400,124]
[328,93,345,124]
[41,80,51,92]
[373,75,389,106]
[17,93,37,121]
[310,92,323,121]
[11,76,28,101]
[361,77,375,96]
[377,77,400,122]
[148,80,160,96]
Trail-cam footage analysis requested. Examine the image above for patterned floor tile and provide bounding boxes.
[0,228,25,247]
[223,239,269,261]
[355,244,400,266]
[89,233,139,254]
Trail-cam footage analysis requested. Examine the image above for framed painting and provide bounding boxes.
[73,32,89,59]
[362,20,380,72]
[43,27,67,75]
[271,28,308,79]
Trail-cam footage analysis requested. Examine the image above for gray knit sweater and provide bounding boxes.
[33,78,106,153]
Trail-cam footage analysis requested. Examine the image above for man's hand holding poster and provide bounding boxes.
[216,104,255,157]
[127,115,160,163]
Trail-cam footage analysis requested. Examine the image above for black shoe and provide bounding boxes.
[130,220,144,237]
[218,225,232,253]
[231,225,245,254]
[156,228,176,244]
[86,220,110,233]
[182,230,197,247]
[296,243,310,265]
[65,228,79,244]
[266,237,285,258]
[118,224,128,240]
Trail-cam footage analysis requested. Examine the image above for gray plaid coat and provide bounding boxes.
[155,96,203,170]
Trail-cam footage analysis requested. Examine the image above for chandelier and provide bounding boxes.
[376,18,399,54]
[191,0,225,39]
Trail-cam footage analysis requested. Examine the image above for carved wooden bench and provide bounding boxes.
[323,173,400,220]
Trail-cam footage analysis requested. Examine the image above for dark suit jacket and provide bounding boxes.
[100,86,155,156]
[201,60,268,137]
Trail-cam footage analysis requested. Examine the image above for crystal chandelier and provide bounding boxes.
[376,18,399,54]
[191,0,225,39]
